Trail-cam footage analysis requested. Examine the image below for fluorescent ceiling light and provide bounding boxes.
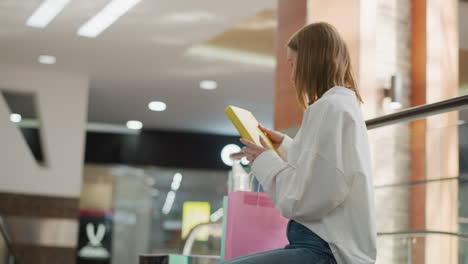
[171,173,183,191]
[199,80,218,90]
[148,101,167,112]
[210,208,223,222]
[10,113,22,123]
[221,144,242,167]
[126,120,143,130]
[77,0,142,38]
[26,0,71,28]
[162,191,176,215]
[38,55,56,64]
[186,45,276,68]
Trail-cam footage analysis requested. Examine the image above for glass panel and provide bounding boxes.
[377,234,463,264]
[80,164,228,264]
[370,109,468,263]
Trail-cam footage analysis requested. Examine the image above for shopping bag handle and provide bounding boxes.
[248,172,261,207]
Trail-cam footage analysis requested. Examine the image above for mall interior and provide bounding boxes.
[0,0,468,263]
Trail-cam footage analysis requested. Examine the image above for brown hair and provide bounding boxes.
[287,22,363,108]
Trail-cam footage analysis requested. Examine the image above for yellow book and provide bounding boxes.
[224,105,279,155]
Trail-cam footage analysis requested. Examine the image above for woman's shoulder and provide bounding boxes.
[306,94,353,116]
[305,94,361,125]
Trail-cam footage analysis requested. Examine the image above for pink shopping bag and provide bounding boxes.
[223,191,289,260]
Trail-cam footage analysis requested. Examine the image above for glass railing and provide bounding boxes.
[366,95,468,263]
[377,231,468,264]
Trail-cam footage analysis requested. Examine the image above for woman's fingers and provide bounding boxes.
[240,138,261,150]
[259,136,270,149]
[258,124,283,144]
[243,148,254,155]
[258,124,266,131]
[240,137,270,164]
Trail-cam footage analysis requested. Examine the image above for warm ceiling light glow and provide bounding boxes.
[77,0,142,38]
[199,80,218,90]
[26,0,71,28]
[126,120,143,130]
[148,101,167,112]
[38,55,56,64]
[221,144,242,166]
[187,45,276,68]
[10,113,22,123]
[158,11,217,24]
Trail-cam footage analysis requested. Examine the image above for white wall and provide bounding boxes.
[0,64,88,198]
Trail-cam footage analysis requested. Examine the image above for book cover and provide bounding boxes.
[224,105,279,155]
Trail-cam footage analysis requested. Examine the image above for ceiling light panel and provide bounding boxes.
[148,101,167,112]
[199,80,218,90]
[126,120,143,130]
[26,0,72,28]
[10,113,22,123]
[77,0,142,38]
[38,55,56,64]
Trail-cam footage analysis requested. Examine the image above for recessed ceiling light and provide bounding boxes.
[126,120,143,130]
[200,80,218,90]
[77,0,142,38]
[26,0,71,28]
[38,55,56,65]
[148,101,167,112]
[10,113,22,123]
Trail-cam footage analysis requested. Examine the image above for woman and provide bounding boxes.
[225,23,377,263]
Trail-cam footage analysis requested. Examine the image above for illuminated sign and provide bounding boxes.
[78,223,110,259]
[182,202,211,240]
[77,210,113,264]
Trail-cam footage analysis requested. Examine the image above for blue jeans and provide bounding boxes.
[219,220,337,264]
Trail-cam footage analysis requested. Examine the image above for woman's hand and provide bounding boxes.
[240,137,271,164]
[258,124,285,149]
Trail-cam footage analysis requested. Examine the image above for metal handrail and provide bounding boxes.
[366,95,468,130]
[377,230,468,241]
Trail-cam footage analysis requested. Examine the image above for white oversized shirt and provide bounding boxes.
[251,86,377,264]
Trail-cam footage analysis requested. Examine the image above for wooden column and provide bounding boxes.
[425,0,459,263]
[410,0,459,263]
[308,0,378,120]
[410,0,427,263]
[274,0,307,132]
